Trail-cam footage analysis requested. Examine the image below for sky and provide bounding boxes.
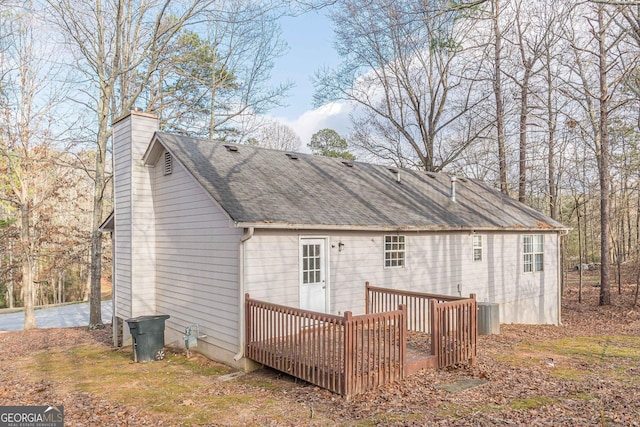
[267,9,354,148]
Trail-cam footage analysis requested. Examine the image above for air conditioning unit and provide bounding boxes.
[478,302,500,335]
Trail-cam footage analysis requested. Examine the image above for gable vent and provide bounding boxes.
[342,161,354,167]
[286,153,299,160]
[163,151,173,175]
[224,144,238,152]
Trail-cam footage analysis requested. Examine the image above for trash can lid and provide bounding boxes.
[125,314,170,323]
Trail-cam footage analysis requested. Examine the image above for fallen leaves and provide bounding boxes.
[0,268,639,425]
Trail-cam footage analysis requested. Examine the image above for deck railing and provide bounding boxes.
[245,294,406,399]
[366,283,477,368]
[431,297,477,367]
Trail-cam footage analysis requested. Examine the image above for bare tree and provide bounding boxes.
[246,120,301,151]
[315,0,491,171]
[0,6,74,328]
[560,2,637,305]
[47,0,214,328]
[490,0,510,194]
[150,0,291,140]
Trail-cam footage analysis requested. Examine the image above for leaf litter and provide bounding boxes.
[1,268,639,426]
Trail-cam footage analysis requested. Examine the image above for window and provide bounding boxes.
[163,151,172,175]
[523,234,544,273]
[473,235,482,262]
[384,235,405,268]
[302,243,322,284]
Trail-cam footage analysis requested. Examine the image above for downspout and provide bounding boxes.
[234,226,254,362]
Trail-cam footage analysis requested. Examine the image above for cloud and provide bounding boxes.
[270,102,354,152]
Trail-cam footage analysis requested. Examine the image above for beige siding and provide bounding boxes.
[130,117,158,315]
[152,156,242,357]
[244,230,560,325]
[112,113,158,319]
[112,117,132,319]
[244,233,299,305]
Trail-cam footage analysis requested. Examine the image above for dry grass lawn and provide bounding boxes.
[1,268,639,426]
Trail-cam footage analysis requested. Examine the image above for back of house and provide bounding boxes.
[106,110,567,369]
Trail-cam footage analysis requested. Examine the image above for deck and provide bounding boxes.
[245,284,476,399]
[406,331,437,373]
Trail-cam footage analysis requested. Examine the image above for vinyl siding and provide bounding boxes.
[152,155,242,356]
[130,115,159,315]
[113,117,132,319]
[244,229,560,325]
[112,113,159,319]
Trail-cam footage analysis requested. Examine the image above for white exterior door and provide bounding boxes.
[299,238,328,313]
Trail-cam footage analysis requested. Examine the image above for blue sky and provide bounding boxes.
[267,9,355,147]
[269,9,341,121]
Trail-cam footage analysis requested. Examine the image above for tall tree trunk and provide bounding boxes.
[88,99,110,328]
[597,6,611,306]
[21,200,36,330]
[546,52,557,219]
[518,66,530,203]
[578,204,583,303]
[8,241,14,309]
[493,0,508,195]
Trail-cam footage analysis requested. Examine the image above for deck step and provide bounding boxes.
[405,355,437,375]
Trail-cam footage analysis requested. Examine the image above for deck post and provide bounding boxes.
[245,294,251,357]
[399,304,406,379]
[469,293,477,366]
[343,311,353,400]
[430,299,439,367]
[365,282,370,314]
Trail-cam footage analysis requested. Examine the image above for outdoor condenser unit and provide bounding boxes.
[478,302,500,335]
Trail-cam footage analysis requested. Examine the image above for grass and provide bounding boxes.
[509,397,556,410]
[517,335,640,361]
[12,324,639,424]
[21,344,320,425]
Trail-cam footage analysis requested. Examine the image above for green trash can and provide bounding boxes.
[126,315,170,362]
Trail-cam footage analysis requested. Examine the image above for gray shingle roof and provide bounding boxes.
[152,132,566,231]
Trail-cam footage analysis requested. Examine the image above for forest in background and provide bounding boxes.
[1,0,639,326]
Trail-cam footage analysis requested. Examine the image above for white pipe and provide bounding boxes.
[235,226,255,363]
[450,176,457,202]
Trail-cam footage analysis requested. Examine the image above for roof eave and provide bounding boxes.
[141,132,164,165]
[233,221,570,233]
[99,211,115,231]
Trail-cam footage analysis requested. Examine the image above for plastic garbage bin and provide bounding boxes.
[126,315,170,362]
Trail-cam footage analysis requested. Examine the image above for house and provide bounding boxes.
[104,110,567,370]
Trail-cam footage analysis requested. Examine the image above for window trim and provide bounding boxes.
[384,235,406,268]
[523,234,544,273]
[472,234,483,262]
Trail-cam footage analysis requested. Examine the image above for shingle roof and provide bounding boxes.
[152,132,566,231]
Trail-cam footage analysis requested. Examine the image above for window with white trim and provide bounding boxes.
[523,234,544,272]
[302,242,322,284]
[384,235,405,268]
[473,235,483,262]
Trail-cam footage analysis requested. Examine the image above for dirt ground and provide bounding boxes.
[1,268,639,426]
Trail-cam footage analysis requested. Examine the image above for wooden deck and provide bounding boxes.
[245,285,476,399]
